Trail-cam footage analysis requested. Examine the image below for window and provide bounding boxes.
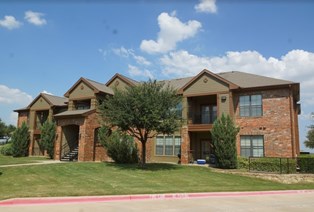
[239,95,262,117]
[240,135,264,157]
[155,135,181,156]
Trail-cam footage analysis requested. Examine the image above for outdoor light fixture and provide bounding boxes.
[221,96,227,102]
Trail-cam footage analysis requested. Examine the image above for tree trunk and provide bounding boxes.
[141,140,146,168]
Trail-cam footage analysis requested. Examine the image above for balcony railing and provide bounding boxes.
[189,112,217,125]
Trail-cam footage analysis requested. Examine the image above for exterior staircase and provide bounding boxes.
[61,147,79,161]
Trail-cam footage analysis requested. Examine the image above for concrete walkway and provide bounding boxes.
[1,190,314,211]
[0,160,63,168]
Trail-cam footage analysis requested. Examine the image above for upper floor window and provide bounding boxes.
[239,95,262,117]
[74,99,91,110]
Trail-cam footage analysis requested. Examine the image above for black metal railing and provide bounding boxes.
[189,112,217,124]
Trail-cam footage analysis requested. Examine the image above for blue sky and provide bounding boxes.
[1,0,314,152]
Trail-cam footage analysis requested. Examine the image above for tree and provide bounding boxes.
[211,113,239,169]
[304,125,314,149]
[99,80,182,167]
[11,122,30,157]
[0,118,16,137]
[41,121,56,159]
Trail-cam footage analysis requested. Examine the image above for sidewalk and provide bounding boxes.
[0,160,63,168]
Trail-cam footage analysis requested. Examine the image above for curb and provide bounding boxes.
[1,190,314,206]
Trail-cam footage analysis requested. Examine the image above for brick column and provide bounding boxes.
[54,125,62,160]
[181,126,190,164]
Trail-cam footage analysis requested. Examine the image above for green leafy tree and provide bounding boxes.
[304,125,314,149]
[99,80,182,167]
[211,113,239,169]
[41,121,56,159]
[98,126,138,163]
[11,122,30,157]
[0,118,16,137]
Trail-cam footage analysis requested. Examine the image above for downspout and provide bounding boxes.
[289,85,296,158]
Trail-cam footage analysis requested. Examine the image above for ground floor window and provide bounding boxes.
[240,135,264,157]
[156,135,181,156]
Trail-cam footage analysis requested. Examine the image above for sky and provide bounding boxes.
[1,0,314,152]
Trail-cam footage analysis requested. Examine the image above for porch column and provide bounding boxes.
[54,125,62,160]
[181,126,190,164]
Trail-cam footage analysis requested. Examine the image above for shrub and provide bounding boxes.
[11,122,30,157]
[99,126,138,164]
[41,121,56,159]
[237,157,249,170]
[297,157,314,173]
[0,143,13,156]
[249,157,297,174]
[211,114,239,169]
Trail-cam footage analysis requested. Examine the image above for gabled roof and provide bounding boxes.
[218,71,296,88]
[178,69,239,93]
[28,93,67,109]
[64,77,113,97]
[41,93,68,106]
[105,73,139,87]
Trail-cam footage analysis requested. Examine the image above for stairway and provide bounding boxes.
[61,147,79,161]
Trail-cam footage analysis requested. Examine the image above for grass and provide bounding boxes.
[0,154,49,166]
[1,161,314,200]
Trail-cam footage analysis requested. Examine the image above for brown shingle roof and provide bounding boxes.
[54,109,95,118]
[84,78,114,95]
[218,71,296,88]
[41,93,67,106]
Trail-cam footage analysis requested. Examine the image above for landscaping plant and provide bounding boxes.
[11,122,30,157]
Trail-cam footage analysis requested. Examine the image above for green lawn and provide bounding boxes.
[1,161,314,200]
[0,154,48,166]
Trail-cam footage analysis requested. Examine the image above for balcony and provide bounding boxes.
[188,111,217,132]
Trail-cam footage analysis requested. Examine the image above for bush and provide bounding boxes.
[237,157,249,170]
[11,122,30,157]
[249,157,297,174]
[0,143,13,156]
[99,127,138,164]
[297,157,314,173]
[41,121,56,159]
[211,114,239,169]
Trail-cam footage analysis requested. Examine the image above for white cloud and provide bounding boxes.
[195,0,217,14]
[0,85,33,105]
[113,47,151,66]
[140,12,202,54]
[160,49,314,107]
[0,15,22,30]
[24,10,47,26]
[128,65,154,79]
[41,90,53,95]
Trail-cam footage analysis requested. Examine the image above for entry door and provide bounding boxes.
[201,140,210,160]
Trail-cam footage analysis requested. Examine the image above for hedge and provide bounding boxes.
[297,157,314,173]
[248,157,297,174]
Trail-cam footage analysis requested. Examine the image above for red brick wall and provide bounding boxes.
[234,88,297,158]
[17,112,28,127]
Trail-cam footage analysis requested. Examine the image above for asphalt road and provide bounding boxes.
[1,191,314,212]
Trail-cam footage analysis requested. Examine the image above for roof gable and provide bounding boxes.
[179,69,239,94]
[27,93,67,109]
[106,73,139,88]
[64,77,113,98]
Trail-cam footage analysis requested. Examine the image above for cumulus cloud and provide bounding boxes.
[113,47,151,66]
[0,85,33,105]
[24,10,47,26]
[195,0,217,14]
[0,15,22,30]
[160,49,314,106]
[128,65,154,79]
[140,12,202,54]
[41,90,53,95]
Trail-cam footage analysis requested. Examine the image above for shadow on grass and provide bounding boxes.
[104,162,182,171]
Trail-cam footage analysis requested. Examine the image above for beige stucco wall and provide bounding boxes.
[69,82,94,99]
[183,73,229,96]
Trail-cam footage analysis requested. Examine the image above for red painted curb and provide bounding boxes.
[1,190,314,206]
